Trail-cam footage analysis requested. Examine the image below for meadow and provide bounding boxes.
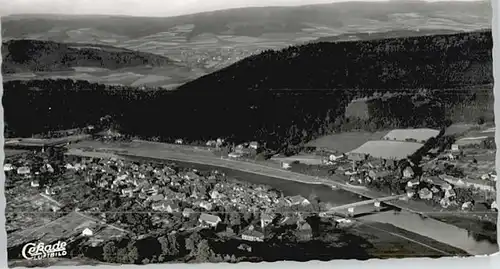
[348,140,424,161]
[305,131,389,154]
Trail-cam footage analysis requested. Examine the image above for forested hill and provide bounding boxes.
[177,30,492,93]
[3,30,494,151]
[2,39,174,74]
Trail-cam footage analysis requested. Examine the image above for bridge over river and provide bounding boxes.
[325,194,407,216]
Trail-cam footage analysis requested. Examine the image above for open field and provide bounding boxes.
[5,134,91,148]
[382,128,440,143]
[345,99,370,120]
[7,211,126,249]
[444,123,477,136]
[8,211,95,248]
[305,131,389,153]
[270,154,325,165]
[348,140,424,160]
[3,65,197,89]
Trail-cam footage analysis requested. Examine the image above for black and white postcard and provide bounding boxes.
[1,0,498,267]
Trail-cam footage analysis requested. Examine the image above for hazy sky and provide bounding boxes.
[2,0,483,17]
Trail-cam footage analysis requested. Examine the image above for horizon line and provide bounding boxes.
[1,0,490,19]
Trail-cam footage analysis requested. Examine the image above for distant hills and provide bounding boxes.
[3,30,493,151]
[1,39,196,88]
[2,0,491,75]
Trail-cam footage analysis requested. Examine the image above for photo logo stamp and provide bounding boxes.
[21,241,68,260]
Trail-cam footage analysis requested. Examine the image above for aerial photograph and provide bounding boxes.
[1,0,497,267]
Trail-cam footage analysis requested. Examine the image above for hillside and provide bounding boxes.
[1,0,490,73]
[1,39,198,88]
[2,39,174,74]
[3,30,494,151]
[178,30,493,92]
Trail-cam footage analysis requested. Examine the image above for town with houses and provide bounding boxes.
[4,122,498,264]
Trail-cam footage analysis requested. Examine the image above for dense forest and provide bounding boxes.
[178,30,492,92]
[2,39,174,74]
[2,30,493,151]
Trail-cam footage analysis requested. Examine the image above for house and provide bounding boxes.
[3,163,15,172]
[249,141,259,150]
[45,187,56,195]
[241,229,265,242]
[236,144,245,149]
[206,140,217,147]
[82,228,94,237]
[260,213,275,228]
[440,197,451,208]
[183,172,201,181]
[425,176,453,191]
[44,164,55,173]
[491,201,498,211]
[237,243,252,252]
[199,201,213,211]
[329,154,345,162]
[444,188,456,199]
[183,208,195,218]
[31,180,40,188]
[451,144,460,153]
[151,201,164,211]
[210,190,225,200]
[368,170,390,181]
[165,202,180,213]
[199,213,221,227]
[347,207,355,217]
[234,147,253,155]
[175,139,184,144]
[281,162,292,169]
[344,170,358,176]
[121,188,134,197]
[149,194,164,202]
[296,221,313,241]
[286,195,311,206]
[418,188,433,200]
[462,201,473,210]
[406,179,420,188]
[406,187,415,198]
[17,166,31,175]
[402,166,414,179]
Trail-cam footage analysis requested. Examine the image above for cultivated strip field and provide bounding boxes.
[305,131,389,153]
[348,140,423,160]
